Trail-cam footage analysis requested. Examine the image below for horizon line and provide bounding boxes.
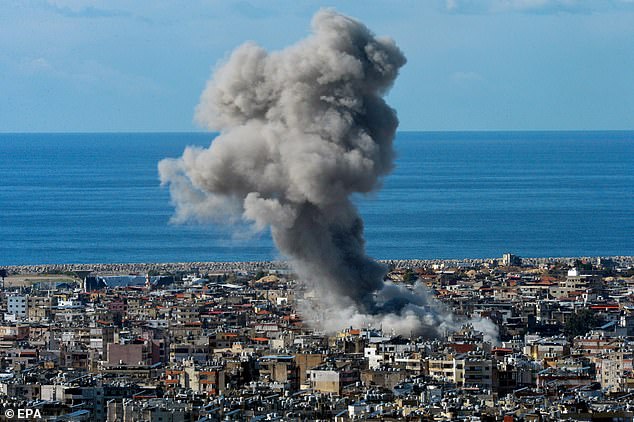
[1,129,634,135]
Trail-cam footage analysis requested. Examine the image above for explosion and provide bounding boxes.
[159,9,497,342]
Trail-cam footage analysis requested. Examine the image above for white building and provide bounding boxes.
[7,295,28,319]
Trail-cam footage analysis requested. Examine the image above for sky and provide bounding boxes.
[1,0,633,132]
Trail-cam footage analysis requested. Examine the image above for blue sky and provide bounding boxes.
[2,0,633,132]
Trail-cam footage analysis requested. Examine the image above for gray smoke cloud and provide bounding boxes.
[159,9,497,342]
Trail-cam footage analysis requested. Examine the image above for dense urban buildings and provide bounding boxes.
[0,255,633,421]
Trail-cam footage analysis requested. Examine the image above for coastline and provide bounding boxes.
[2,255,633,275]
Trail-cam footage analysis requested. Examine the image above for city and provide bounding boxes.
[0,254,633,421]
[3,2,633,422]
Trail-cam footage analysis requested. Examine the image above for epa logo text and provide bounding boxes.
[4,408,42,419]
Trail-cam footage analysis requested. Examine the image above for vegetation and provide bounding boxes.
[564,309,600,338]
[402,268,418,284]
[574,259,594,272]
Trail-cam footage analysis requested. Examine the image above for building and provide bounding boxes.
[7,295,28,319]
[258,355,300,391]
[502,254,522,267]
[309,362,359,394]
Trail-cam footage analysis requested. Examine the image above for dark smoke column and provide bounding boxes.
[159,9,406,313]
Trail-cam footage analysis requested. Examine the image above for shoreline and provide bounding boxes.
[2,255,633,275]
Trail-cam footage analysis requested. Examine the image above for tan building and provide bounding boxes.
[524,339,568,361]
[259,355,299,391]
[308,362,359,394]
[295,353,326,387]
[427,354,493,389]
[596,351,633,393]
[0,324,29,340]
[27,296,56,322]
[181,359,226,396]
[361,368,407,389]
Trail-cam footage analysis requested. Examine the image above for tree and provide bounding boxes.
[402,268,418,284]
[573,259,594,272]
[564,309,599,338]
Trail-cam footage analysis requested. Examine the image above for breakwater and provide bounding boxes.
[2,256,633,275]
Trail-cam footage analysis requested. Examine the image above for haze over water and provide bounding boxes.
[0,131,632,266]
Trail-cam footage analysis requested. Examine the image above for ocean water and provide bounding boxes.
[0,131,632,265]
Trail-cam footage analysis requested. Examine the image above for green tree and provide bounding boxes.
[564,308,599,338]
[402,268,418,284]
[573,260,594,272]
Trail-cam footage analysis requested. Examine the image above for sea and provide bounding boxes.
[0,131,632,266]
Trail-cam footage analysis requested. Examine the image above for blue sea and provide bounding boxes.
[0,131,632,265]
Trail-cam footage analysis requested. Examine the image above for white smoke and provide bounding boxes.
[159,9,498,342]
[301,281,498,343]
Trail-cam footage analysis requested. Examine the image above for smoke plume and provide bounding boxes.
[159,10,497,342]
